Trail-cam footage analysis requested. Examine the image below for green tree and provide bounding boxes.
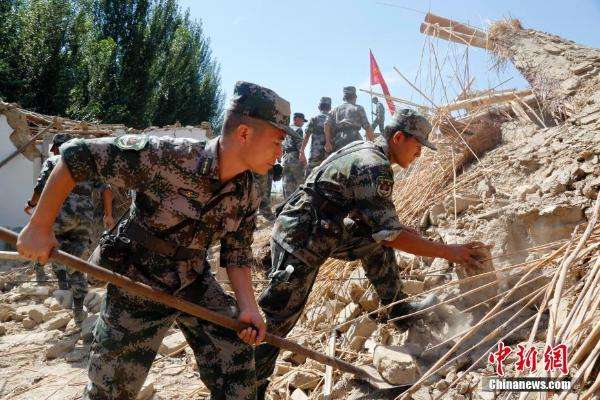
[0,0,223,129]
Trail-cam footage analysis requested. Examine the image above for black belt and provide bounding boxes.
[123,221,204,261]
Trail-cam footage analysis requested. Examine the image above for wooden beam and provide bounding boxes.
[424,13,486,39]
[323,330,337,400]
[420,22,489,49]
[440,89,533,112]
[0,251,28,261]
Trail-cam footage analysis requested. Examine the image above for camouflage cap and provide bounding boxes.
[385,109,437,150]
[319,96,332,105]
[293,112,308,122]
[343,86,357,97]
[228,81,291,130]
[51,133,74,149]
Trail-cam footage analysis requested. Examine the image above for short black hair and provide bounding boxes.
[383,126,411,142]
[222,111,263,136]
[319,103,331,112]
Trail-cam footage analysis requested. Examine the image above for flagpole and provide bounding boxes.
[369,49,374,126]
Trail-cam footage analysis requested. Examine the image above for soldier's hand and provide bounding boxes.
[17,223,58,264]
[325,141,333,153]
[299,153,307,166]
[237,307,266,345]
[103,215,115,229]
[443,242,490,270]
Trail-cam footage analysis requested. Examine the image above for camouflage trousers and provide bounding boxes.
[372,119,384,135]
[52,227,92,300]
[83,265,256,400]
[282,162,304,199]
[255,240,403,387]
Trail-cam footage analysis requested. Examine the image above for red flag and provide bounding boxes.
[369,50,396,114]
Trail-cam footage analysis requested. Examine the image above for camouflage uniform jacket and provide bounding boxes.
[327,102,370,148]
[305,112,330,164]
[281,126,303,166]
[34,155,107,234]
[60,135,260,291]
[273,136,404,266]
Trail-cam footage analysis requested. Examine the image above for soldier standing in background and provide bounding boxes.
[282,112,307,199]
[299,97,332,177]
[24,133,114,324]
[371,97,385,134]
[324,86,374,152]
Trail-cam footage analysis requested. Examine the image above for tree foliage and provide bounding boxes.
[0,0,222,128]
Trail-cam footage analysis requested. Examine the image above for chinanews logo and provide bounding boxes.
[482,341,572,393]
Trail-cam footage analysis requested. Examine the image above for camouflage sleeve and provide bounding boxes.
[304,118,315,138]
[60,135,152,190]
[358,106,370,130]
[351,162,404,242]
[219,178,260,269]
[33,156,58,195]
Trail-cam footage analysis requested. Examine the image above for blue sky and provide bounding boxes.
[179,0,600,122]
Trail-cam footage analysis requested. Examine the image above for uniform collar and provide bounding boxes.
[199,137,221,180]
[374,136,391,160]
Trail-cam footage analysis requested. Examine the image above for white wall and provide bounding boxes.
[0,114,35,229]
[143,126,209,141]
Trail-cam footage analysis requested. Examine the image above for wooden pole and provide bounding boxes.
[0,227,369,380]
[0,251,29,261]
[0,125,51,171]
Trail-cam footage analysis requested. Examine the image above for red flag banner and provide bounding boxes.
[369,50,396,114]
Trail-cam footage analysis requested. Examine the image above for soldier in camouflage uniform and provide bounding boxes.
[255,109,487,397]
[371,97,385,134]
[324,86,374,152]
[299,97,332,177]
[17,81,291,400]
[281,112,307,199]
[25,133,113,324]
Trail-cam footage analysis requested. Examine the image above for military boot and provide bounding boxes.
[386,293,438,330]
[72,295,87,325]
[55,269,70,290]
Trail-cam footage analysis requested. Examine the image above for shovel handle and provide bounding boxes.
[0,226,368,379]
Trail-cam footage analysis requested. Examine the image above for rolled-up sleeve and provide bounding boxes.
[60,136,150,190]
[352,163,405,242]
